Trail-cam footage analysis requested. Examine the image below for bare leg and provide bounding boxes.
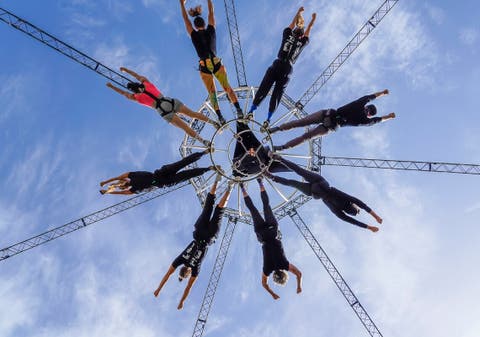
[178,105,212,124]
[100,172,130,186]
[170,114,207,143]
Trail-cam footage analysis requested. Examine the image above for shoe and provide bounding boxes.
[245,112,254,120]
[202,139,212,148]
[236,109,244,119]
[260,120,270,133]
[268,126,280,134]
[273,145,284,152]
[99,190,106,195]
[211,120,221,130]
[218,113,227,126]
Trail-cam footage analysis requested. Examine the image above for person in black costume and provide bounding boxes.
[246,7,316,129]
[270,89,395,151]
[241,179,302,300]
[231,121,289,178]
[99,150,215,195]
[153,175,233,309]
[267,156,383,232]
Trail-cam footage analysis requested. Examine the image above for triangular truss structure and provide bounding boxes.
[1,1,479,337]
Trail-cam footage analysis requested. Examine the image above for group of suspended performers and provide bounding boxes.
[99,1,396,309]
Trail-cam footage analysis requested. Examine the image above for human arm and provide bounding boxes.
[101,189,134,195]
[106,83,135,101]
[119,67,148,83]
[323,199,370,229]
[380,112,396,122]
[153,265,176,297]
[177,276,197,309]
[207,0,215,27]
[304,13,316,37]
[288,7,304,29]
[373,89,389,98]
[262,273,280,300]
[288,263,302,294]
[179,0,194,35]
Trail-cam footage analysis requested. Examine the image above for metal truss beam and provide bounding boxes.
[321,156,480,175]
[223,0,247,87]
[192,216,238,337]
[0,7,131,88]
[296,0,399,109]
[288,209,383,337]
[0,183,188,262]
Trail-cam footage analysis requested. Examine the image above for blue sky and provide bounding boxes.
[0,0,479,336]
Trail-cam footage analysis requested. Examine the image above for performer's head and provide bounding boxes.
[293,27,304,38]
[344,203,360,216]
[178,266,192,281]
[127,82,145,93]
[272,270,289,286]
[248,147,256,156]
[365,104,377,117]
[188,5,205,29]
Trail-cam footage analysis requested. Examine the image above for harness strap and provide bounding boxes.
[143,90,175,116]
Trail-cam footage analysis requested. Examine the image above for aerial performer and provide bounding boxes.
[231,121,289,177]
[241,179,302,300]
[246,7,316,129]
[106,66,216,147]
[153,174,233,309]
[99,150,215,195]
[267,156,382,232]
[179,0,243,124]
[270,89,396,151]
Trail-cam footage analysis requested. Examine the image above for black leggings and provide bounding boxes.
[271,158,329,197]
[154,151,209,186]
[193,193,225,241]
[253,59,292,114]
[244,191,278,232]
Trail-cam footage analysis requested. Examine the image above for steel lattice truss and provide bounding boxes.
[0,183,188,261]
[295,0,399,109]
[192,216,238,337]
[0,7,131,89]
[288,209,382,337]
[1,1,478,337]
[223,0,247,87]
[320,156,480,175]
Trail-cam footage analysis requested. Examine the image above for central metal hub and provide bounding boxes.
[209,119,274,182]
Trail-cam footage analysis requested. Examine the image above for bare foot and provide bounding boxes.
[367,225,379,233]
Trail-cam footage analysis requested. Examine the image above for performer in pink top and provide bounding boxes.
[107,67,218,147]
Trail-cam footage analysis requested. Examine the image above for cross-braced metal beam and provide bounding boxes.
[0,183,188,261]
[192,216,238,337]
[288,208,383,337]
[223,0,247,87]
[0,7,131,88]
[321,156,480,175]
[295,0,399,109]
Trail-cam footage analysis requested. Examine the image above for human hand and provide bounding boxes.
[297,286,302,294]
[368,225,379,233]
[298,6,304,13]
[312,13,317,20]
[272,293,280,300]
[119,67,127,72]
[376,215,383,224]
[106,82,113,88]
[389,112,396,119]
[177,301,184,310]
[383,89,389,95]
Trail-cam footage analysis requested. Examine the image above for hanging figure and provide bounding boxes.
[266,156,382,232]
[106,66,216,147]
[232,121,289,178]
[179,0,243,124]
[153,175,233,309]
[270,89,396,151]
[99,150,216,195]
[246,7,316,129]
[241,179,302,300]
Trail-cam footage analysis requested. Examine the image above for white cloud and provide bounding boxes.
[459,28,479,47]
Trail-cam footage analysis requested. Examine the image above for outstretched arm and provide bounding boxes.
[177,276,197,309]
[380,112,396,122]
[207,0,215,27]
[262,273,280,300]
[154,265,176,297]
[119,67,148,83]
[288,6,304,29]
[100,189,133,195]
[304,13,316,37]
[288,263,302,294]
[106,83,135,101]
[179,0,194,35]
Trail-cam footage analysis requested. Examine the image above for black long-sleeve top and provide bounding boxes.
[336,94,382,127]
[322,187,372,228]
